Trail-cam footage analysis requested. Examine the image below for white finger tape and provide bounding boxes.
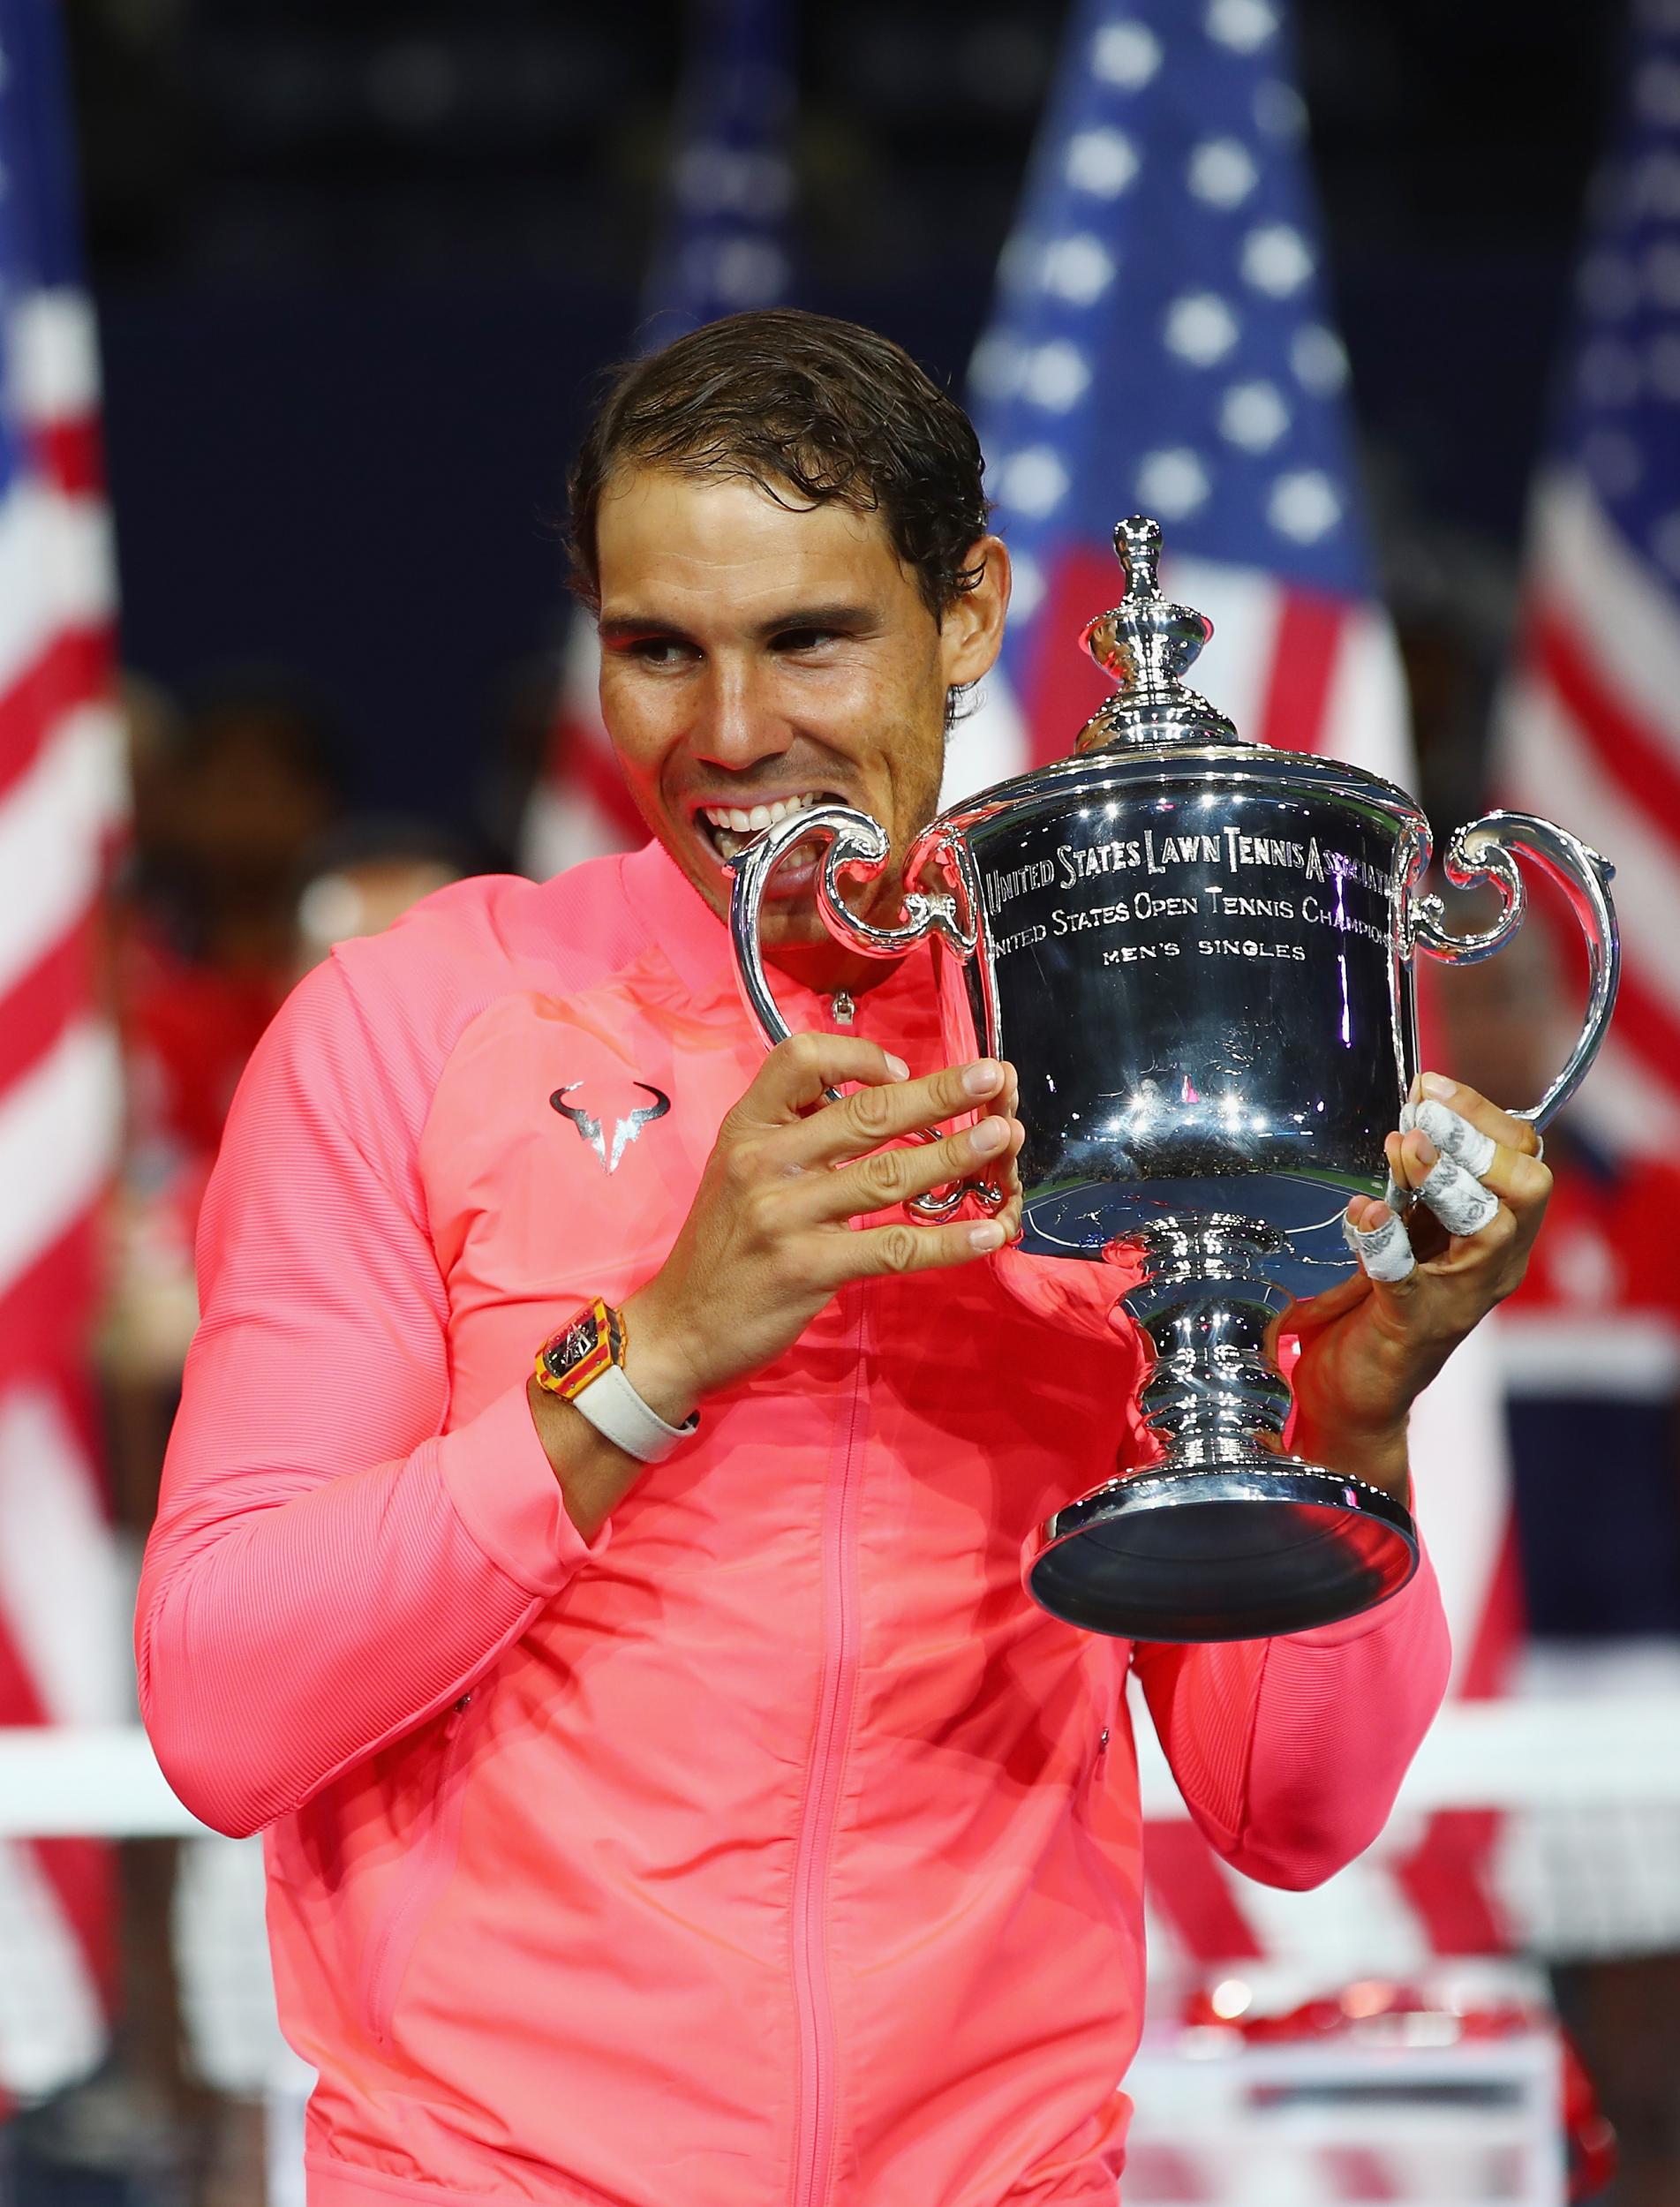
[1344,1209,1416,1283]
[1418,1152,1500,1237]
[1414,1098,1497,1178]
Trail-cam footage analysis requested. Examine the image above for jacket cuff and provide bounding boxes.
[434,1381,609,1597]
[1279,1535,1444,1650]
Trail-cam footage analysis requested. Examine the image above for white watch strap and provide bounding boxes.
[570,1361,697,1464]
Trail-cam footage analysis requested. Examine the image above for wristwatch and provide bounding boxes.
[533,1299,698,1464]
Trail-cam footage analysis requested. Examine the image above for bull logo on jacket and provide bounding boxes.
[549,1082,671,1174]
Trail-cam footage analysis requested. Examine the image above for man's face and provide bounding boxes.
[594,465,1007,989]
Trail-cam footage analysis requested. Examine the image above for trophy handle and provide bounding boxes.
[727,803,999,1222]
[1407,809,1620,1132]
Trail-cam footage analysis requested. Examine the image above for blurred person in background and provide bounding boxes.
[291,818,477,983]
[1444,936,1680,2207]
[105,668,347,1504]
[120,670,343,1171]
[109,667,344,1390]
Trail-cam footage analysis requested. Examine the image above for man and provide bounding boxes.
[139,311,1549,2207]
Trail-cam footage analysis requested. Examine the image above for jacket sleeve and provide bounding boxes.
[1130,1540,1451,1890]
[136,954,599,1841]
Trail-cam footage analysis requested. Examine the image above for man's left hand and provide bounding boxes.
[1285,1072,1552,1500]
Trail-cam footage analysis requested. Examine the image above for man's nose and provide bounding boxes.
[691,657,792,770]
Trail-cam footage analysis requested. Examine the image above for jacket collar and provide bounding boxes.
[620,838,741,1005]
[619,837,942,1054]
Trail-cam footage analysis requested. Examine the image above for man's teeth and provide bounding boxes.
[700,791,832,859]
[702,791,828,833]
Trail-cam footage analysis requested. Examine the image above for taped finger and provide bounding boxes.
[1344,1206,1416,1282]
[1418,1150,1501,1237]
[1413,1098,1497,1178]
[1414,1072,1536,1157]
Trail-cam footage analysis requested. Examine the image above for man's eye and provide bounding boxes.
[628,638,695,666]
[773,629,840,653]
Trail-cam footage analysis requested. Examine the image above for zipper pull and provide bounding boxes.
[830,991,855,1027]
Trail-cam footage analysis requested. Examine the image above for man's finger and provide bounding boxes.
[1388,1123,1505,1231]
[840,1213,1009,1282]
[1392,1110,1533,1239]
[1343,1196,1418,1284]
[1411,1098,1551,1211]
[1407,1071,1541,1159]
[1390,1124,1501,1238]
[797,1111,1018,1224]
[732,1032,912,1127]
[1408,1096,1497,1176]
[1413,1147,1502,1238]
[787,1057,1007,1167]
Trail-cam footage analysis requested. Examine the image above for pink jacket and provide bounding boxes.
[138,840,1450,2207]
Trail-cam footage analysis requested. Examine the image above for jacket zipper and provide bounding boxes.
[788,1278,870,2207]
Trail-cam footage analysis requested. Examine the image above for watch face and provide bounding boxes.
[548,1311,599,1377]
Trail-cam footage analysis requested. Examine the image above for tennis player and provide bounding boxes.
[139,311,1549,2207]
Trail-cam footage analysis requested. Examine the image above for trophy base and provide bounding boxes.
[1023,1459,1419,1642]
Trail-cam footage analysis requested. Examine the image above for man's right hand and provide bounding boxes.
[622,1034,1024,1425]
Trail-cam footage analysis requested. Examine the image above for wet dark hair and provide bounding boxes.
[567,308,991,621]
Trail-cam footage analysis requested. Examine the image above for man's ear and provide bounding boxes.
[938,536,1012,689]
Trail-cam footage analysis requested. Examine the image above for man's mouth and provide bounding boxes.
[696,789,845,863]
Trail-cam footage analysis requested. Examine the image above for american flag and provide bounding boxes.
[0,0,126,2100]
[953,0,1519,1974]
[949,0,1410,808]
[1492,0,1680,1160]
[521,0,795,882]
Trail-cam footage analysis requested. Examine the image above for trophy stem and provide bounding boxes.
[1126,1213,1297,1469]
[1023,1214,1419,1643]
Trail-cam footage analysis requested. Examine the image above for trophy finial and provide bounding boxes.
[1113,516,1162,600]
[1077,514,1241,752]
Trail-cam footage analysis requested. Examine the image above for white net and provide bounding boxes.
[1132,1681,1680,1986]
[4,1699,1676,2207]
[1489,1644,1680,1962]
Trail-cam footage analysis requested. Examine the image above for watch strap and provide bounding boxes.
[567,1360,698,1464]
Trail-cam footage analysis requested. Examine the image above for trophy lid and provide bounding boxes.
[1075,516,1243,753]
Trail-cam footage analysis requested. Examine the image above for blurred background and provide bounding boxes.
[3,1,1678,2204]
[72,0,1616,827]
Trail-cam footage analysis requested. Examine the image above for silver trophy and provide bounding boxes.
[729,518,1619,1642]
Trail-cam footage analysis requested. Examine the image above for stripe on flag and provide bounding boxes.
[0,0,126,2098]
[0,704,124,1002]
[0,1384,125,1731]
[1491,3,1680,1157]
[0,1022,122,1315]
